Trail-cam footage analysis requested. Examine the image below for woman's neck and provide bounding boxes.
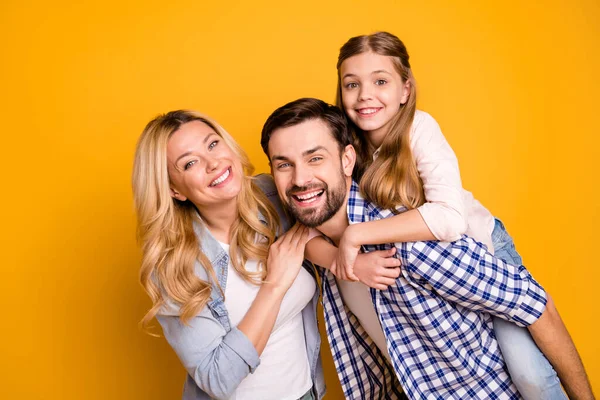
[197,200,238,243]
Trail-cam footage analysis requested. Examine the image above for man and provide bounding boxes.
[260,98,593,399]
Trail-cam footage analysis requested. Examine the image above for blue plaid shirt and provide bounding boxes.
[319,181,547,399]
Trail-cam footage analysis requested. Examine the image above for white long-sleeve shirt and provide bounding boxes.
[374,110,495,253]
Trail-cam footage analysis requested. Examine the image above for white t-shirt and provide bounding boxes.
[374,110,496,253]
[221,242,315,400]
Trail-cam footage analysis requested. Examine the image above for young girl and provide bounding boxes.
[306,32,590,399]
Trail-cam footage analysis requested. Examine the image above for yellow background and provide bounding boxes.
[1,0,598,398]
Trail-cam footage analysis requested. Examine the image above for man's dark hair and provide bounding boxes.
[260,98,353,157]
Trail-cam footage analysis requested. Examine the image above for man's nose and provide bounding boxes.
[292,165,313,187]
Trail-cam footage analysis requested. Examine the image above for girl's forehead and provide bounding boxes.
[340,51,397,75]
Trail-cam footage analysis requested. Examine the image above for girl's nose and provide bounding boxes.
[358,85,373,101]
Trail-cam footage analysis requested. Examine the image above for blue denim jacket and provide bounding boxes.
[156,174,325,400]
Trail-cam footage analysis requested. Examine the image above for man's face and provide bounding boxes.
[267,118,354,227]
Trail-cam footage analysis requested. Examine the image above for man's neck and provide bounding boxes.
[315,180,351,246]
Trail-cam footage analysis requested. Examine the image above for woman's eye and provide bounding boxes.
[184,160,196,170]
[208,140,219,150]
[375,79,387,85]
[345,82,358,89]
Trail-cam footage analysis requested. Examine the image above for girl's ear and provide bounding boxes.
[170,186,187,201]
[400,80,411,105]
[342,144,356,177]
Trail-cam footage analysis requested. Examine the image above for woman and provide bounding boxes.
[132,110,325,400]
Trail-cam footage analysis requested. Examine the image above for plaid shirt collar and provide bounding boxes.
[318,181,546,399]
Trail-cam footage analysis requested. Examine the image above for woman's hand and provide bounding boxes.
[264,223,309,293]
[352,247,401,290]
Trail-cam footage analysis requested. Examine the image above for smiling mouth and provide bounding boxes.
[210,167,231,187]
[357,107,382,116]
[291,189,325,204]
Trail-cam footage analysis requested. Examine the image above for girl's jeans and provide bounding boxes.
[491,218,566,400]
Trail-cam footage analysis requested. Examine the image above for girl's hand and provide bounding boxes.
[335,225,361,282]
[353,247,401,290]
[264,223,309,293]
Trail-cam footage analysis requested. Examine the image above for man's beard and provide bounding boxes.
[285,177,347,228]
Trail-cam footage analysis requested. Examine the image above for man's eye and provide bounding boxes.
[184,160,197,170]
[208,140,219,150]
[276,163,291,169]
[309,157,323,163]
[375,79,387,85]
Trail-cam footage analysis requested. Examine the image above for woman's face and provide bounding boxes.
[167,120,243,211]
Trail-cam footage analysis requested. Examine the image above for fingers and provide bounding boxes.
[382,257,401,268]
[346,266,359,282]
[338,261,347,280]
[381,266,401,279]
[290,224,309,248]
[378,277,397,288]
[330,259,338,276]
[280,223,302,246]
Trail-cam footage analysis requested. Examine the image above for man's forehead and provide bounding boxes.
[268,118,338,158]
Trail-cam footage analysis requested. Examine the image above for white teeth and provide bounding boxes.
[296,190,322,201]
[358,108,379,115]
[210,168,230,186]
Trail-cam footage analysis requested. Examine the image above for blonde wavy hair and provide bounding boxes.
[336,32,425,210]
[132,110,279,327]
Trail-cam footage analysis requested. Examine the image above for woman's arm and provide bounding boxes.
[238,224,308,353]
[157,224,309,399]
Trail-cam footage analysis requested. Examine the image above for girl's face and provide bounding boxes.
[340,51,410,147]
[167,120,243,212]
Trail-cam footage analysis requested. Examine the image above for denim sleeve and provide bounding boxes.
[403,237,547,327]
[157,306,260,399]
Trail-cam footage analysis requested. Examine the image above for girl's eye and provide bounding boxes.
[345,82,358,89]
[208,140,219,150]
[184,160,197,170]
[375,79,387,85]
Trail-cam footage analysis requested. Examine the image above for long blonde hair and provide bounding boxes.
[132,110,279,327]
[336,32,425,210]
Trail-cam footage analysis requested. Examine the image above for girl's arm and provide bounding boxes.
[340,112,469,280]
[305,235,400,289]
[337,210,435,280]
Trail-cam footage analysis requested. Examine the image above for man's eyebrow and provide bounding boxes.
[270,145,329,162]
[303,146,328,156]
